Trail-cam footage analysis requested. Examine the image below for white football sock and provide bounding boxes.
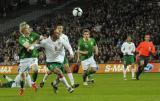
[123,68,126,78]
[67,73,75,85]
[5,76,13,82]
[26,74,33,87]
[59,76,71,89]
[131,68,135,78]
[42,73,48,82]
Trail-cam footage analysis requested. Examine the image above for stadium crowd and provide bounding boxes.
[0,0,160,65]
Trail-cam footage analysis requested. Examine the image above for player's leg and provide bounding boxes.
[40,70,52,88]
[123,56,128,80]
[25,73,37,89]
[19,72,26,95]
[48,63,74,93]
[29,58,39,90]
[63,57,79,88]
[81,60,89,85]
[51,75,60,93]
[0,80,14,88]
[130,56,135,79]
[86,56,98,83]
[3,75,13,82]
[136,56,145,80]
[30,58,39,83]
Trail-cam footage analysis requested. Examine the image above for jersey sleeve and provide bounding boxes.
[32,32,40,40]
[78,39,82,50]
[61,39,74,56]
[121,43,125,54]
[93,38,96,46]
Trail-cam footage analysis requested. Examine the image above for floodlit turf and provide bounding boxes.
[0,73,160,101]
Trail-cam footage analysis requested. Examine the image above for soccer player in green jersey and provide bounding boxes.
[18,22,41,95]
[77,29,98,85]
[121,36,136,80]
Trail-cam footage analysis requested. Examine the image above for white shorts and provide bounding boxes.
[18,58,38,73]
[81,56,97,70]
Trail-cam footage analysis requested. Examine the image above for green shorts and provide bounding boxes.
[1,81,14,88]
[46,62,62,71]
[123,55,135,66]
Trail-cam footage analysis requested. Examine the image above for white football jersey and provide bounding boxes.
[60,33,72,57]
[36,36,73,63]
[121,42,135,55]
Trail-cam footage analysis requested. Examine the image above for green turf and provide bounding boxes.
[0,73,160,101]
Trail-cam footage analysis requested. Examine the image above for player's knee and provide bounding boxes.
[32,65,39,72]
[47,71,52,75]
[53,68,62,75]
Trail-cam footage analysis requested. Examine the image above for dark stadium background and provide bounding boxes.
[0,0,160,65]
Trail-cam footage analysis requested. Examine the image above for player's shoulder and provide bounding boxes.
[122,41,127,44]
[60,34,68,39]
[79,37,83,41]
[41,36,50,43]
[131,42,135,45]
[61,33,68,37]
[30,32,39,36]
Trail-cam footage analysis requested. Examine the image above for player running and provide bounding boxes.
[121,35,136,80]
[33,29,74,93]
[40,23,79,88]
[18,22,42,95]
[77,29,98,85]
[136,34,155,80]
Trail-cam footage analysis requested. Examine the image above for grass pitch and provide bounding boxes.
[0,73,160,101]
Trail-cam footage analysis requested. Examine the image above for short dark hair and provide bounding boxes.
[54,21,63,29]
[82,29,90,34]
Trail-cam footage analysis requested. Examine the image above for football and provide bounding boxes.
[72,7,83,17]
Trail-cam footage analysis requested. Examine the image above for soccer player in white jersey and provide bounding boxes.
[40,23,79,88]
[34,29,74,93]
[121,35,136,80]
[0,74,33,88]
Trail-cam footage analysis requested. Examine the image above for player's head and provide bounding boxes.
[19,22,31,36]
[82,29,90,39]
[54,22,64,34]
[52,28,60,39]
[127,35,132,42]
[144,34,150,41]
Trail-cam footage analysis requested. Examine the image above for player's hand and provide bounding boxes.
[69,54,74,59]
[131,51,135,54]
[83,51,88,54]
[125,52,128,55]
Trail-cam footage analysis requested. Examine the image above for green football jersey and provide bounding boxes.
[18,32,40,59]
[78,38,96,61]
